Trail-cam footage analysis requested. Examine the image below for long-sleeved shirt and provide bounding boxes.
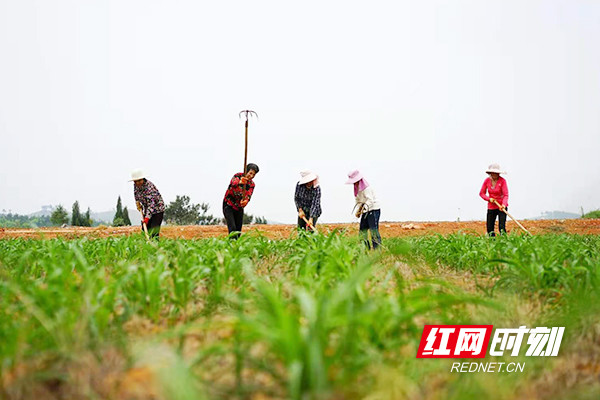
[355,186,380,213]
[294,183,322,218]
[134,180,165,219]
[223,172,255,211]
[479,177,509,209]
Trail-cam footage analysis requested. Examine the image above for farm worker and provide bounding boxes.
[131,169,165,239]
[223,163,259,239]
[294,171,321,231]
[345,170,381,249]
[479,163,509,236]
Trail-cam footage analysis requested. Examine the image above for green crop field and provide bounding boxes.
[1,232,600,400]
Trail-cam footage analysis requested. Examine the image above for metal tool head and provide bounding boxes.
[239,110,259,121]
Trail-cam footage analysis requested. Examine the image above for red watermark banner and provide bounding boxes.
[416,325,494,358]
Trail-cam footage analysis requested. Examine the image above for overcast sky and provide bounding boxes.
[1,0,599,223]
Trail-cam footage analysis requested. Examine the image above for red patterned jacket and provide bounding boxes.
[223,173,255,211]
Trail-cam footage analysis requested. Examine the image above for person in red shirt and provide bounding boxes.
[479,164,509,236]
[222,163,259,239]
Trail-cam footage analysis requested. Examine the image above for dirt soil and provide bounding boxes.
[1,219,599,240]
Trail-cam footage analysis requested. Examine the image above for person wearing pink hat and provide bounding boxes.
[479,163,509,236]
[294,171,321,231]
[346,170,381,249]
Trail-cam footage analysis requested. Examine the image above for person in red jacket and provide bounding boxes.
[479,164,509,236]
[222,163,259,239]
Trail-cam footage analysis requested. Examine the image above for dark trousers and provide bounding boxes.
[487,208,507,236]
[142,212,163,239]
[297,212,319,231]
[359,209,382,249]
[223,203,244,239]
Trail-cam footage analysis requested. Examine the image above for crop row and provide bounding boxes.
[1,233,599,399]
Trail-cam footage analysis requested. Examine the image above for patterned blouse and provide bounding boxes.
[294,183,322,218]
[134,180,165,219]
[223,172,255,211]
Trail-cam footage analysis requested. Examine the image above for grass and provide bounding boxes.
[1,232,599,399]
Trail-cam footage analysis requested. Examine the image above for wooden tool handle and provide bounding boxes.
[490,199,532,235]
[301,215,317,232]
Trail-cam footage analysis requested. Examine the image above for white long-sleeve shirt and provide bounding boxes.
[355,186,380,213]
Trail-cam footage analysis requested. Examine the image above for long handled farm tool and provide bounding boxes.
[137,202,150,241]
[239,110,258,173]
[300,215,318,233]
[490,199,532,235]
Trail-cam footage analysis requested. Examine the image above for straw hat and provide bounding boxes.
[485,164,506,174]
[129,168,146,181]
[299,171,318,185]
[345,170,364,184]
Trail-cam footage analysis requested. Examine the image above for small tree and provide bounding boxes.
[113,196,124,226]
[582,210,600,219]
[82,208,92,227]
[164,195,201,225]
[122,206,132,225]
[243,214,254,225]
[198,203,219,225]
[243,214,268,225]
[71,201,82,226]
[254,216,268,225]
[50,205,69,226]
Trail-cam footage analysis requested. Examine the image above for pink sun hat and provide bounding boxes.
[346,170,370,196]
[345,170,364,184]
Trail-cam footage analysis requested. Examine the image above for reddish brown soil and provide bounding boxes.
[1,219,600,240]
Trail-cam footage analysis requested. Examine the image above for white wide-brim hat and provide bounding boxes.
[129,168,146,181]
[345,170,363,184]
[485,163,506,174]
[299,171,318,185]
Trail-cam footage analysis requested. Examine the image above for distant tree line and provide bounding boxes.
[0,204,96,228]
[164,195,267,226]
[47,202,96,227]
[0,213,52,228]
[2,195,268,228]
[50,197,134,228]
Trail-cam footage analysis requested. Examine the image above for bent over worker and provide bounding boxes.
[294,171,321,231]
[131,169,165,239]
[223,163,259,239]
[346,170,382,249]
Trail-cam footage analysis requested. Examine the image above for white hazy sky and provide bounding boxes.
[1,0,599,223]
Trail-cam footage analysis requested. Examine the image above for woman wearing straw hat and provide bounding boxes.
[479,163,509,236]
[294,171,322,231]
[223,163,260,239]
[131,169,165,239]
[346,170,381,249]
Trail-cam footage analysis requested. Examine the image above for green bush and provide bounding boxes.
[582,210,600,219]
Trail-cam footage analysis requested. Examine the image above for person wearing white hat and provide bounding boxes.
[345,170,381,249]
[479,163,509,236]
[131,169,165,239]
[294,171,321,231]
